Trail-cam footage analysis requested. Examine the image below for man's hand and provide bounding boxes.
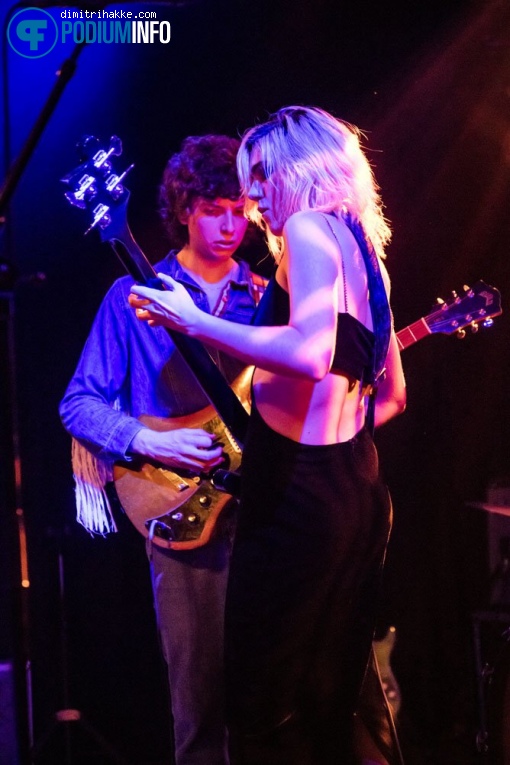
[130,427,225,472]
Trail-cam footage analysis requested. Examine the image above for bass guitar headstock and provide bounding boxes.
[61,135,134,239]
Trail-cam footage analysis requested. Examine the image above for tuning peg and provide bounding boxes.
[436,296,445,305]
[470,322,479,333]
[64,174,97,208]
[64,191,86,210]
[483,318,494,328]
[109,136,123,156]
[103,163,134,201]
[76,135,101,162]
[463,284,475,297]
[84,203,111,234]
[456,328,466,339]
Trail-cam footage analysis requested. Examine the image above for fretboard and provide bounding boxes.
[396,318,431,350]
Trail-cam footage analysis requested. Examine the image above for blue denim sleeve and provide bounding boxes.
[59,278,144,461]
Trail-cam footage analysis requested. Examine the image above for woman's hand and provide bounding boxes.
[128,273,201,335]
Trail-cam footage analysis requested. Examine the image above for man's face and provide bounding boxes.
[184,197,248,263]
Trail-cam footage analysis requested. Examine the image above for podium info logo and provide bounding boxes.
[7,7,172,57]
[7,8,59,58]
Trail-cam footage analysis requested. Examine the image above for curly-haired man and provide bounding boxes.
[60,135,265,765]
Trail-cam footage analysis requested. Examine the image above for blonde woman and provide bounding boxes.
[130,106,406,764]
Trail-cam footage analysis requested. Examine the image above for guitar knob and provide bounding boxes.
[170,511,183,521]
[198,495,211,507]
[187,513,200,524]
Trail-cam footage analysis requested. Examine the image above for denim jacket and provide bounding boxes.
[59,253,262,532]
[60,252,260,461]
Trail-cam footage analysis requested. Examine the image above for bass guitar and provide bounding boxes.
[63,135,252,550]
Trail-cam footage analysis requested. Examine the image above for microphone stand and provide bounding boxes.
[1,29,127,763]
[0,41,86,219]
[0,261,32,764]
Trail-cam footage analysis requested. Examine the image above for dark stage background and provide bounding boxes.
[1,0,510,763]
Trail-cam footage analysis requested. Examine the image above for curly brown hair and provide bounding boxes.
[159,134,242,247]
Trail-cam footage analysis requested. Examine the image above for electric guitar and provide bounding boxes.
[63,136,502,550]
[113,281,502,550]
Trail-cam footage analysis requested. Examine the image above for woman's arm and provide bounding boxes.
[373,260,406,427]
[130,212,341,381]
[374,330,407,428]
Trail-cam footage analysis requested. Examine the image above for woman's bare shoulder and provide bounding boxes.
[283,210,344,249]
[284,209,336,229]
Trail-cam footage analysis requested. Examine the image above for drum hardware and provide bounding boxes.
[30,528,131,764]
[466,502,510,519]
[472,612,510,763]
[469,488,510,763]
[466,496,510,606]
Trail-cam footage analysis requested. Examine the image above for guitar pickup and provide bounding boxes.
[223,426,242,454]
[158,469,191,493]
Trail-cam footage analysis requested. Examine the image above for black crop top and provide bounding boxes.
[252,276,374,382]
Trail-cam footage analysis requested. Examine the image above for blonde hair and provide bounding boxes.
[237,106,391,260]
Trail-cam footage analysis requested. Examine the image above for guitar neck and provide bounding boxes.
[396,318,431,350]
[109,227,249,448]
[109,227,158,286]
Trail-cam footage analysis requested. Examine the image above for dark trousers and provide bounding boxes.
[225,405,392,764]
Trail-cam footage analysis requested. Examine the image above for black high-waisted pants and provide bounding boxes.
[225,402,392,765]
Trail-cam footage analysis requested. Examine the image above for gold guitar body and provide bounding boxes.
[113,368,252,551]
